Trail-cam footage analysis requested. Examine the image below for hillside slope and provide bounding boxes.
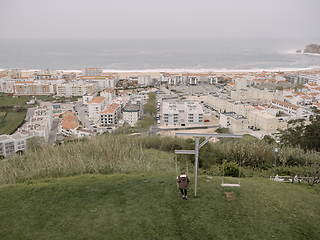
[1,174,320,239]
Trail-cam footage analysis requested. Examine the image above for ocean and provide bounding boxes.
[0,38,319,72]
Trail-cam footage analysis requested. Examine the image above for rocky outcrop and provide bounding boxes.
[304,44,320,54]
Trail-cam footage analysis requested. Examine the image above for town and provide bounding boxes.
[1,67,320,157]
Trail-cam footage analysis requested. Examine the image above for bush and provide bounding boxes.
[220,161,241,177]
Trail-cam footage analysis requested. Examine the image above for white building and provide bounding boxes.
[18,105,53,142]
[100,99,123,126]
[271,99,301,117]
[60,121,80,137]
[88,96,107,120]
[235,78,248,91]
[138,75,151,86]
[100,88,115,106]
[230,88,284,104]
[208,75,218,84]
[82,93,98,105]
[123,103,141,126]
[82,68,103,76]
[220,112,249,134]
[248,110,278,132]
[161,101,204,127]
[0,133,28,157]
[56,81,97,97]
[0,77,15,93]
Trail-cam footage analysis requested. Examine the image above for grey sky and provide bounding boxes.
[0,0,319,39]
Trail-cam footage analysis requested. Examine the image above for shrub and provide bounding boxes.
[220,161,241,177]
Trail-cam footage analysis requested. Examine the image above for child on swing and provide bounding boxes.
[177,170,191,200]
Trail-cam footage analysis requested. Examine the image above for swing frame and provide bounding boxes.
[175,133,243,196]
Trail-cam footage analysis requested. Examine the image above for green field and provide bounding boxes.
[0,93,32,107]
[0,109,27,135]
[1,173,320,239]
[0,94,31,135]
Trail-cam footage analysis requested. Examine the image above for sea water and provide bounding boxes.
[0,38,319,72]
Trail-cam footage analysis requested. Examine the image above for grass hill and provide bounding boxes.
[1,133,320,239]
[1,173,320,239]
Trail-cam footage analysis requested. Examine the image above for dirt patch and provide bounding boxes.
[225,192,236,200]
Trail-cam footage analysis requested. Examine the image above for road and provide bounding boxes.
[48,118,59,145]
[74,102,91,130]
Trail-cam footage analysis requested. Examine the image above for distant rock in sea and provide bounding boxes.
[296,50,301,53]
[304,44,320,54]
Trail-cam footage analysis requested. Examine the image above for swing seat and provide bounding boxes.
[221,183,240,187]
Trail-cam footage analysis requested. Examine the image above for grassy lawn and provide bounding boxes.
[0,109,27,135]
[0,94,32,135]
[0,93,32,107]
[1,174,320,239]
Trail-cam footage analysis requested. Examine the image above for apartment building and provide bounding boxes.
[14,81,56,95]
[230,88,284,104]
[0,77,15,93]
[100,99,123,126]
[235,78,248,91]
[82,93,98,105]
[33,69,62,80]
[0,135,16,157]
[208,94,278,132]
[100,88,115,105]
[271,99,300,116]
[220,112,249,134]
[248,111,278,132]
[138,75,151,86]
[18,105,53,142]
[188,76,198,85]
[161,101,204,127]
[82,76,118,90]
[88,96,107,120]
[60,121,80,137]
[82,68,103,76]
[0,133,29,157]
[208,75,218,84]
[57,80,98,97]
[123,104,141,126]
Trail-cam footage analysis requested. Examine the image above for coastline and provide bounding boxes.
[14,66,320,79]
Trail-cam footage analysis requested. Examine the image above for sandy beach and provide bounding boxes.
[114,67,320,79]
[17,67,320,79]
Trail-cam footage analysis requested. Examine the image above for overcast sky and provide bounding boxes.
[1,0,320,39]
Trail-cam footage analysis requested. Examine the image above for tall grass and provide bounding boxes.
[2,134,320,184]
[212,138,320,173]
[0,134,176,184]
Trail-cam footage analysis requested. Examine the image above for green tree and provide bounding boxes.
[275,86,284,91]
[135,116,155,132]
[143,101,157,115]
[294,84,304,91]
[116,123,134,134]
[303,114,320,151]
[148,92,156,101]
[279,118,306,149]
[279,111,320,151]
[262,135,276,144]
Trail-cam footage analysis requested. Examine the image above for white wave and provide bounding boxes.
[281,49,303,54]
[303,52,320,56]
[2,66,320,74]
[281,49,320,56]
[100,66,320,73]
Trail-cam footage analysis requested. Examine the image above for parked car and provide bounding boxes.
[204,119,210,122]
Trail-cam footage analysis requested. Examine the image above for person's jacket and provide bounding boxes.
[177,174,191,189]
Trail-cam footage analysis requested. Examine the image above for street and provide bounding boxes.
[48,118,59,145]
